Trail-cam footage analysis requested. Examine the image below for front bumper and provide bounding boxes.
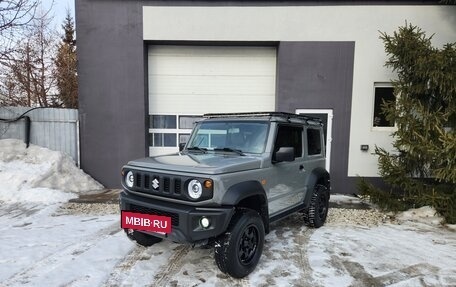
[120,191,234,243]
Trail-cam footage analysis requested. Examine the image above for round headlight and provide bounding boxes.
[188,179,202,199]
[125,171,134,188]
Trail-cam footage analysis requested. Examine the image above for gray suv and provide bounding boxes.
[120,112,330,278]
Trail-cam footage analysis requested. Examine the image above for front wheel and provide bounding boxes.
[214,209,265,278]
[305,184,329,228]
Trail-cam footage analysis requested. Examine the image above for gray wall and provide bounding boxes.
[276,42,355,193]
[76,0,147,186]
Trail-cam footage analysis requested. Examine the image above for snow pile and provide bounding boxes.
[330,194,363,205]
[396,206,444,226]
[0,139,103,203]
[0,187,75,204]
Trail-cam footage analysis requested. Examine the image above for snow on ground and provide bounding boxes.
[309,221,456,286]
[0,203,133,286]
[1,203,455,287]
[0,139,102,204]
[0,139,455,286]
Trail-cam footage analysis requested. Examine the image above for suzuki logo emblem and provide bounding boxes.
[152,178,159,190]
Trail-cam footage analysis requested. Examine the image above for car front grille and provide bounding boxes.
[131,171,185,199]
[130,204,179,226]
[125,169,212,201]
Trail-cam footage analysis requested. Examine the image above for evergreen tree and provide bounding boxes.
[54,10,78,108]
[358,23,456,223]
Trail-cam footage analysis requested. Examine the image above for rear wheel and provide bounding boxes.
[124,229,162,247]
[305,184,329,228]
[214,209,265,278]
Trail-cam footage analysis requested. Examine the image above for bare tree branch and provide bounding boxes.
[0,0,40,61]
[0,7,59,107]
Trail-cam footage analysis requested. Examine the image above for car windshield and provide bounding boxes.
[187,121,269,154]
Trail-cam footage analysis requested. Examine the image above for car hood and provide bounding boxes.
[127,152,263,175]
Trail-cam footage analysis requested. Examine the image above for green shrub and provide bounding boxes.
[358,23,456,224]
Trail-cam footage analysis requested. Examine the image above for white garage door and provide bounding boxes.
[148,45,277,156]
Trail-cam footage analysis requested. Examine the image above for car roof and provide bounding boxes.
[202,112,323,127]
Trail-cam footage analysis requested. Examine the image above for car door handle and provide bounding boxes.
[299,165,305,171]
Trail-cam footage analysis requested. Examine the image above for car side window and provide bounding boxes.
[307,128,322,155]
[274,125,303,157]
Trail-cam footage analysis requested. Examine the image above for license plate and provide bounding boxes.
[121,211,172,233]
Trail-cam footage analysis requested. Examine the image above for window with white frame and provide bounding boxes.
[373,84,395,128]
[149,114,203,147]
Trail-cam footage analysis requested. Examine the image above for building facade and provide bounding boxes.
[75,1,456,190]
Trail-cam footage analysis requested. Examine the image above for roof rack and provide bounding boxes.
[203,112,322,124]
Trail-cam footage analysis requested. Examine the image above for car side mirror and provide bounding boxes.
[273,147,295,163]
[179,143,186,152]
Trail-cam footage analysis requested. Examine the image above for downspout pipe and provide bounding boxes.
[24,116,31,148]
[0,107,42,148]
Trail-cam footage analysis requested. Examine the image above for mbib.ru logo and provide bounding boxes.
[121,211,172,233]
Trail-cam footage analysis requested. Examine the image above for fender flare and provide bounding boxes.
[221,180,267,206]
[304,167,330,207]
[221,181,269,233]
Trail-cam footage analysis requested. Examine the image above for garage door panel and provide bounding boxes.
[149,56,276,76]
[149,93,275,114]
[149,45,276,57]
[148,75,276,96]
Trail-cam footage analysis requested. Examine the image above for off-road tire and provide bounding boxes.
[214,208,265,278]
[306,184,329,228]
[302,207,310,225]
[124,229,162,247]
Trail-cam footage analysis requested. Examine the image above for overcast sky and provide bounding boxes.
[41,0,75,29]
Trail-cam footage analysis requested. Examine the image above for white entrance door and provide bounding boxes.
[296,109,333,172]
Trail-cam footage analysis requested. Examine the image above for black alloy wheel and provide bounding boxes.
[306,184,329,228]
[238,224,259,265]
[317,189,328,221]
[214,209,265,278]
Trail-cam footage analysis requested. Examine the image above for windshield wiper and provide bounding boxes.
[186,146,208,153]
[214,147,245,156]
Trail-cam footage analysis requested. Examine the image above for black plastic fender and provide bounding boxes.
[221,181,269,233]
[304,167,330,207]
[221,181,266,205]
